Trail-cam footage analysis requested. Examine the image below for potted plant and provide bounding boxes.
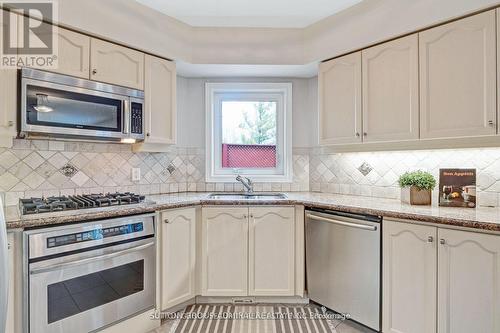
[398,170,436,205]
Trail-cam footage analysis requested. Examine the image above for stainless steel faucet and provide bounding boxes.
[236,175,254,193]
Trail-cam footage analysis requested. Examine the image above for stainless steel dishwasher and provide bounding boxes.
[305,208,381,331]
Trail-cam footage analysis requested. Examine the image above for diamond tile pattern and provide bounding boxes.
[310,148,500,207]
[7,139,500,208]
[0,139,309,206]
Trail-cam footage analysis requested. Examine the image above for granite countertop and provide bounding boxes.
[5,192,500,232]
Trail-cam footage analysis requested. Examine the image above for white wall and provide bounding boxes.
[176,76,318,148]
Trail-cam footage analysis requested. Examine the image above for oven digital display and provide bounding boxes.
[46,222,144,248]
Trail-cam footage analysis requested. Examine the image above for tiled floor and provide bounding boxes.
[333,320,375,333]
[149,304,376,333]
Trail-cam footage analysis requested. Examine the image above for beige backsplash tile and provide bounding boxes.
[0,139,300,206]
[13,138,500,209]
[309,148,500,207]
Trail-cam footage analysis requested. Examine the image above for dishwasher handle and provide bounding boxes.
[306,213,378,231]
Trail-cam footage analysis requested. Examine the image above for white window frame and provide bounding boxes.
[205,82,293,183]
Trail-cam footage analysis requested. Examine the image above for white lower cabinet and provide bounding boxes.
[201,207,249,296]
[6,233,15,333]
[383,220,500,333]
[160,208,196,310]
[201,206,296,297]
[437,228,500,333]
[249,207,295,296]
[383,220,437,333]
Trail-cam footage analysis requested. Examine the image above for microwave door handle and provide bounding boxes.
[123,100,130,134]
[29,241,154,275]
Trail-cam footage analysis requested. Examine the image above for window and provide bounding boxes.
[206,82,292,182]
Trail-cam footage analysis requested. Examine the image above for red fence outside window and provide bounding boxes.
[222,144,277,168]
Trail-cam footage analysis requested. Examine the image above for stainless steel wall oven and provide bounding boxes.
[23,214,156,333]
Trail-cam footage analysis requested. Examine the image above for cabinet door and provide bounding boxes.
[362,34,419,142]
[382,220,437,333]
[201,207,248,296]
[160,208,196,310]
[21,22,90,78]
[497,9,500,130]
[318,52,362,145]
[144,55,176,145]
[0,11,17,148]
[90,38,144,89]
[248,206,295,296]
[54,27,90,78]
[6,233,15,333]
[419,10,496,139]
[438,229,500,333]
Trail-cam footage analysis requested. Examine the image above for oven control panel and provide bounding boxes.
[46,222,144,248]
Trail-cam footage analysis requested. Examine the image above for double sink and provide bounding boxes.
[207,193,287,200]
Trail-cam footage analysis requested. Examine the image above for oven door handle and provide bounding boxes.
[30,241,155,275]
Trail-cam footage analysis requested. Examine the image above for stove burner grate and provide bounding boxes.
[20,192,146,215]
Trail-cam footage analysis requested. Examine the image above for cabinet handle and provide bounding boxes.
[363,132,367,137]
[164,219,170,224]
[249,214,254,218]
[92,69,97,75]
[146,132,150,137]
[439,238,446,245]
[7,120,13,127]
[355,132,360,137]
[427,236,434,243]
[488,120,495,126]
[243,214,247,219]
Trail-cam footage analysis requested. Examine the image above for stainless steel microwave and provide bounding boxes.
[20,68,144,142]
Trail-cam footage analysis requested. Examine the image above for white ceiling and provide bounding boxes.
[134,0,363,28]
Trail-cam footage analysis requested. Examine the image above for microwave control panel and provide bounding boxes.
[131,102,143,134]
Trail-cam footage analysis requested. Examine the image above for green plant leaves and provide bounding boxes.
[398,170,436,191]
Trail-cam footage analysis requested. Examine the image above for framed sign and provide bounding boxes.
[439,169,476,208]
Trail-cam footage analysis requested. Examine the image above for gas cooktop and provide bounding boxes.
[19,192,146,215]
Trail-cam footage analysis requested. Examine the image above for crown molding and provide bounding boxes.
[52,0,499,69]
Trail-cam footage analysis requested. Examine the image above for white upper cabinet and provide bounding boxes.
[54,28,90,79]
[383,220,437,333]
[201,207,249,296]
[134,55,176,151]
[248,207,295,296]
[90,38,144,90]
[0,10,17,148]
[419,10,497,139]
[437,228,500,333]
[16,21,90,79]
[362,34,419,142]
[160,208,196,310]
[319,52,362,145]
